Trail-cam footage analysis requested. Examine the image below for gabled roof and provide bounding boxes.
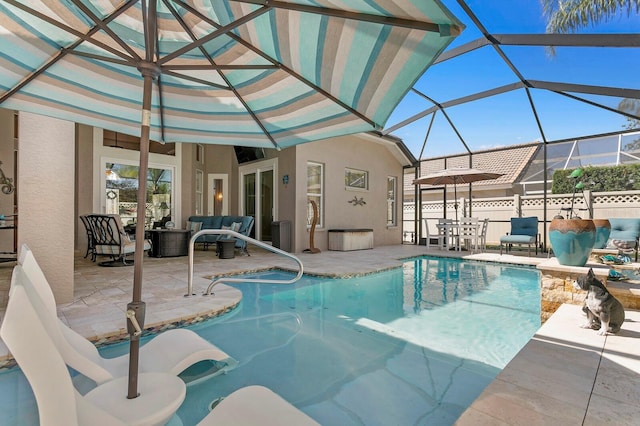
[423,144,539,184]
[404,143,540,193]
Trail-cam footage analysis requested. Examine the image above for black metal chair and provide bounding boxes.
[84,214,151,266]
[79,215,96,261]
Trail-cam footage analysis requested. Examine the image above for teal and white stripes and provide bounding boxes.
[0,0,462,148]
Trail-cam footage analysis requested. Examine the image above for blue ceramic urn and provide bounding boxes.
[549,218,596,266]
[592,219,611,249]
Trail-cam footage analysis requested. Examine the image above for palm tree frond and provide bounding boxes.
[542,0,640,33]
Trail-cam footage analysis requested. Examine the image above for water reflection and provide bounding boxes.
[407,256,533,313]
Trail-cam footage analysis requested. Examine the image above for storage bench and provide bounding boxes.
[328,229,373,251]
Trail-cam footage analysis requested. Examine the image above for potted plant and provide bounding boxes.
[549,168,596,266]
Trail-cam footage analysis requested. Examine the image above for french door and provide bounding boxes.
[239,160,276,241]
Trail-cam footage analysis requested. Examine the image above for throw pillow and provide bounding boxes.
[606,239,637,250]
[187,221,202,233]
[231,221,242,232]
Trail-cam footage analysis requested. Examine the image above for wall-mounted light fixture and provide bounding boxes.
[282,174,289,185]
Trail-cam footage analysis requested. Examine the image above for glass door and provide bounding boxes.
[260,170,274,241]
[240,160,276,242]
[243,173,256,238]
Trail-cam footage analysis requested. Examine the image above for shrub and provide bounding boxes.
[552,164,640,193]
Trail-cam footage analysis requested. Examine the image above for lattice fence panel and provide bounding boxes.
[403,190,640,245]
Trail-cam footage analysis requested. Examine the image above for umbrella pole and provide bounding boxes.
[454,180,458,223]
[126,67,155,399]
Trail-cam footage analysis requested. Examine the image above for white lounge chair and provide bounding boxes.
[196,385,319,425]
[17,246,237,388]
[2,275,187,426]
[4,268,319,426]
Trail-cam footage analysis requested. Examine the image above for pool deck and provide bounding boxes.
[455,303,640,425]
[1,244,639,425]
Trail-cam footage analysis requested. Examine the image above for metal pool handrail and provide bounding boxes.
[186,229,304,297]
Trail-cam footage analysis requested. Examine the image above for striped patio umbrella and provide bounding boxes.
[0,0,462,399]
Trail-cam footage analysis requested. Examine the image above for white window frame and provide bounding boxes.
[345,167,368,191]
[93,129,182,226]
[195,169,203,215]
[387,176,397,227]
[101,158,176,226]
[238,158,278,240]
[196,144,204,164]
[208,173,229,216]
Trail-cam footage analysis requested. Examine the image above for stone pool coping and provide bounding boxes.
[455,303,640,425]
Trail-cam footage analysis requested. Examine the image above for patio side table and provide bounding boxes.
[216,239,236,259]
[148,229,190,258]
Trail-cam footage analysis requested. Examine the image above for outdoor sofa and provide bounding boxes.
[593,217,640,261]
[187,215,254,254]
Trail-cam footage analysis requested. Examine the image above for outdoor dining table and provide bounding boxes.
[436,219,481,252]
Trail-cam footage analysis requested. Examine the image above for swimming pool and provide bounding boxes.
[0,256,541,425]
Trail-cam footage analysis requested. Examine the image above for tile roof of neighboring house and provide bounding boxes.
[405,143,540,192]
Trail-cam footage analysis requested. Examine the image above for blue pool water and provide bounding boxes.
[0,256,541,425]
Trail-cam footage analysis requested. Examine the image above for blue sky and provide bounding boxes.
[385,0,640,158]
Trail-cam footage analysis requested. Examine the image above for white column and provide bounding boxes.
[18,112,75,304]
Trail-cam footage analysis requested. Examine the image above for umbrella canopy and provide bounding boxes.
[413,167,504,221]
[0,0,462,400]
[0,0,462,148]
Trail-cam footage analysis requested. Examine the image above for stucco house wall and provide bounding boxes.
[19,112,75,303]
[76,124,94,252]
[276,146,297,245]
[293,134,405,252]
[0,109,16,254]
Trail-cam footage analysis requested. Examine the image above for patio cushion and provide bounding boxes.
[500,235,536,244]
[607,218,640,243]
[187,220,202,233]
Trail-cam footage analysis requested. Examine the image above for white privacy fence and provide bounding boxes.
[403,190,640,249]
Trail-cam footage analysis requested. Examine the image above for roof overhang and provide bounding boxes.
[358,131,417,167]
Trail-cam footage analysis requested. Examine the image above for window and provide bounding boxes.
[195,169,203,215]
[104,162,173,228]
[387,176,397,226]
[345,168,368,190]
[307,162,323,228]
[196,144,204,164]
